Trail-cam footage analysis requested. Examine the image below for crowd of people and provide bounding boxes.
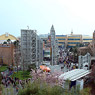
[1,74,19,92]
[59,49,78,72]
[1,69,32,94]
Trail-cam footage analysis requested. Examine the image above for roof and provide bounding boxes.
[56,35,67,37]
[59,69,91,81]
[51,25,54,30]
[0,33,17,41]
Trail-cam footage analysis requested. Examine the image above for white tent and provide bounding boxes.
[59,69,91,81]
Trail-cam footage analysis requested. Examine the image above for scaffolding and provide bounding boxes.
[21,29,43,70]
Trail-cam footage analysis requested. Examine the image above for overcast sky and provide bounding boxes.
[0,0,95,37]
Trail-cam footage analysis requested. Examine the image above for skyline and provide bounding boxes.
[0,0,95,37]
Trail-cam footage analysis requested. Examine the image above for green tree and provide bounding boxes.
[7,39,11,44]
[3,41,7,44]
[17,80,90,95]
[27,64,36,71]
[14,40,19,47]
[71,47,78,62]
[14,40,20,73]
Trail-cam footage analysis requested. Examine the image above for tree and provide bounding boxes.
[70,47,78,62]
[89,64,95,81]
[14,40,20,73]
[14,40,19,46]
[76,43,83,47]
[69,47,73,52]
[30,69,63,86]
[27,64,36,72]
[7,39,11,44]
[3,41,7,44]
[17,79,90,95]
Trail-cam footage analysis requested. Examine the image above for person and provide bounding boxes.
[16,86,18,92]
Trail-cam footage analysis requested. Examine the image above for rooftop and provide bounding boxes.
[59,69,91,81]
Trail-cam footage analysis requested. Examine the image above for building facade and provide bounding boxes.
[0,33,17,43]
[78,53,91,70]
[0,44,14,65]
[21,29,43,70]
[36,36,43,67]
[50,25,58,65]
[78,30,95,56]
[56,35,67,48]
[56,32,92,48]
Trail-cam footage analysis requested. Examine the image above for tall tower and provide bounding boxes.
[50,25,55,46]
[50,25,58,65]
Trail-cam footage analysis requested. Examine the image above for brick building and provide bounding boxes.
[0,44,14,65]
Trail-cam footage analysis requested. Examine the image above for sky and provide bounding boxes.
[0,0,95,37]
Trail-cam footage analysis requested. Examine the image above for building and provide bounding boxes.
[43,48,50,61]
[78,30,95,56]
[0,33,17,43]
[59,69,91,90]
[21,29,43,70]
[56,32,92,48]
[82,35,92,44]
[56,35,67,48]
[0,33,18,65]
[78,53,91,70]
[0,44,14,65]
[36,36,43,67]
[50,25,58,65]
[67,32,82,48]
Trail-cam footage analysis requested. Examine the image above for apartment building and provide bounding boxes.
[21,29,43,70]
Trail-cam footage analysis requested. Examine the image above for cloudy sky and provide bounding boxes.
[0,0,95,37]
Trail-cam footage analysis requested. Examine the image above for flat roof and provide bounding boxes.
[59,69,91,81]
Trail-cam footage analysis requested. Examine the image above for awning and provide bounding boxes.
[59,69,91,81]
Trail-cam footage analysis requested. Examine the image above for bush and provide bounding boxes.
[18,80,63,95]
[27,64,36,72]
[18,80,91,95]
[2,64,8,66]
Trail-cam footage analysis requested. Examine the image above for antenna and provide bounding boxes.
[27,26,29,29]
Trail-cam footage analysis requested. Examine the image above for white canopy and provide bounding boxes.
[59,69,91,81]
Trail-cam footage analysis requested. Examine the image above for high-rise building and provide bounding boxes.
[36,36,43,67]
[21,29,43,70]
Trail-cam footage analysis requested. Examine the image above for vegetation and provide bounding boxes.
[0,72,2,94]
[3,41,7,44]
[0,67,3,94]
[7,39,11,44]
[69,47,78,62]
[0,66,8,72]
[13,40,19,47]
[18,80,90,95]
[27,64,36,71]
[13,40,20,73]
[11,71,31,80]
